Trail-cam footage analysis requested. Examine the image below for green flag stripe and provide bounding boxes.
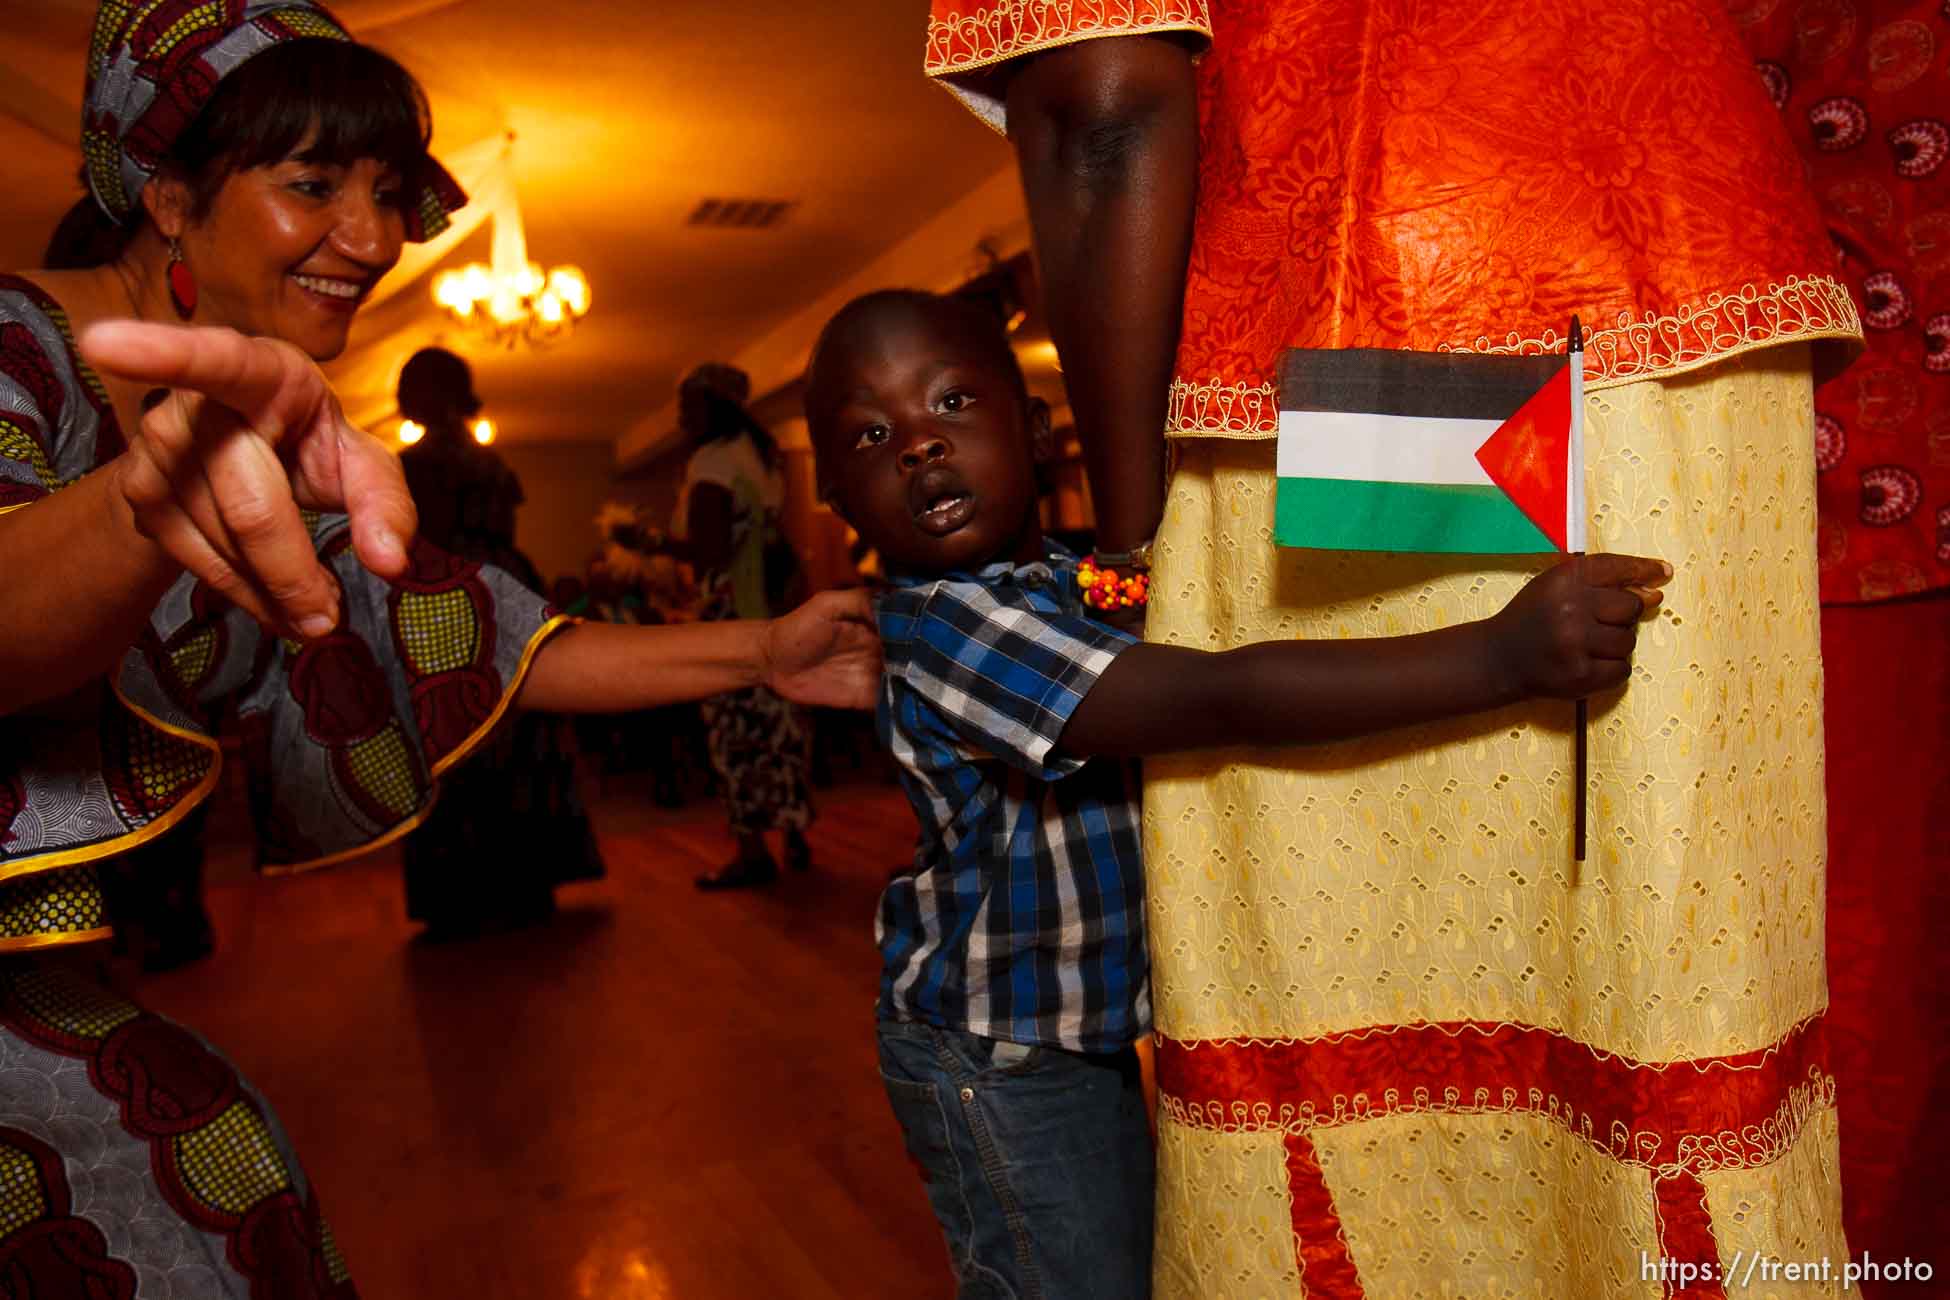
[1275,477,1557,554]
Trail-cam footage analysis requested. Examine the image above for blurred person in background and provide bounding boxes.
[650,363,815,889]
[396,346,605,938]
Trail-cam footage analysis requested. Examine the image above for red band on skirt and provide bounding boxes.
[1159,1017,1829,1289]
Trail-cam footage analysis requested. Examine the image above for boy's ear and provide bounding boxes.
[1027,397,1054,465]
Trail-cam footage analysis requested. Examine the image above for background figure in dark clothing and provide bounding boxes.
[396,347,605,936]
[656,362,814,889]
[399,347,535,586]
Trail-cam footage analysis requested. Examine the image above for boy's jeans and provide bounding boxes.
[876,1019,1154,1300]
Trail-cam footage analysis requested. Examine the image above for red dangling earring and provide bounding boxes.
[166,238,197,319]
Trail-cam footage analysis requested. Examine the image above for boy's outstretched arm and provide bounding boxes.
[1055,554,1670,759]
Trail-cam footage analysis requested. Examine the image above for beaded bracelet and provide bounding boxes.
[1077,555,1150,611]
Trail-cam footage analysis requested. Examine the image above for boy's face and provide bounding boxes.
[810,303,1051,576]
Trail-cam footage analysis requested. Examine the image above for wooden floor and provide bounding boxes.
[133,770,950,1299]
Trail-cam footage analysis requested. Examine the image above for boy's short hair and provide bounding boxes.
[806,288,1032,416]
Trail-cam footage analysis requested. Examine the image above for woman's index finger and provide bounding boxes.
[80,322,311,436]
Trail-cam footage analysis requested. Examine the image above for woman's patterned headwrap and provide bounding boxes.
[81,0,465,241]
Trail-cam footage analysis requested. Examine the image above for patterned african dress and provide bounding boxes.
[0,273,565,1295]
[928,3,1867,1295]
[1737,0,1950,605]
[1736,0,1950,1268]
[677,436,812,838]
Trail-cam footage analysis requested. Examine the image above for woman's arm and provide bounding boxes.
[1057,555,1670,758]
[5,325,882,728]
[517,587,881,713]
[0,464,182,714]
[1004,34,1200,556]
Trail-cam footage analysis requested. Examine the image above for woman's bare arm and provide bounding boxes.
[517,588,882,714]
[1005,34,1200,556]
[0,464,182,714]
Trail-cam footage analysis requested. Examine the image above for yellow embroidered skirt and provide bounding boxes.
[1144,345,1852,1297]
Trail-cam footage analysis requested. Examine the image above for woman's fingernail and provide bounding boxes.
[298,613,335,639]
[1660,561,1674,577]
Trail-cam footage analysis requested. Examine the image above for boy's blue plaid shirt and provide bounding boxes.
[873,540,1150,1054]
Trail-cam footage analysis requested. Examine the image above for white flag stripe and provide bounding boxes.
[1569,350,1587,552]
[1276,409,1504,486]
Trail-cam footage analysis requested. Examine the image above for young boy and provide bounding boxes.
[804,289,1668,1299]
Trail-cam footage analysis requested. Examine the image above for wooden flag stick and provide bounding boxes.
[1570,315,1587,866]
[1575,705,1588,862]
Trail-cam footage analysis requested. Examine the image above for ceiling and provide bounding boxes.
[0,0,1026,461]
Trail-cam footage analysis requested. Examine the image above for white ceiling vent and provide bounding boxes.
[686,198,796,229]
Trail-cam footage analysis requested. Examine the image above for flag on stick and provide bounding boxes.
[1275,347,1585,555]
[1275,326,1591,861]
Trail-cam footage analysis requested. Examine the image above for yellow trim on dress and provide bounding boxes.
[0,682,224,887]
[0,926,115,955]
[260,612,576,876]
[3,611,572,902]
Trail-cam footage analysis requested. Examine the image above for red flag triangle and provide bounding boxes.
[1473,361,1574,553]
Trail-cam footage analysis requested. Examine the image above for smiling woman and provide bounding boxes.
[42,31,460,360]
[0,2,880,1293]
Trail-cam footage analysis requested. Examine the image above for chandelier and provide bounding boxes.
[431,168,589,348]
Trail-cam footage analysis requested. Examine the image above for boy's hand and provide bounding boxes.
[1487,553,1671,700]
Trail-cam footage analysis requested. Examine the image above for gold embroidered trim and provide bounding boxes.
[1158,1014,1828,1071]
[1164,380,1280,440]
[259,613,575,876]
[1160,1067,1836,1177]
[925,0,1212,81]
[1164,274,1864,439]
[1452,274,1861,389]
[1156,1016,1837,1177]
